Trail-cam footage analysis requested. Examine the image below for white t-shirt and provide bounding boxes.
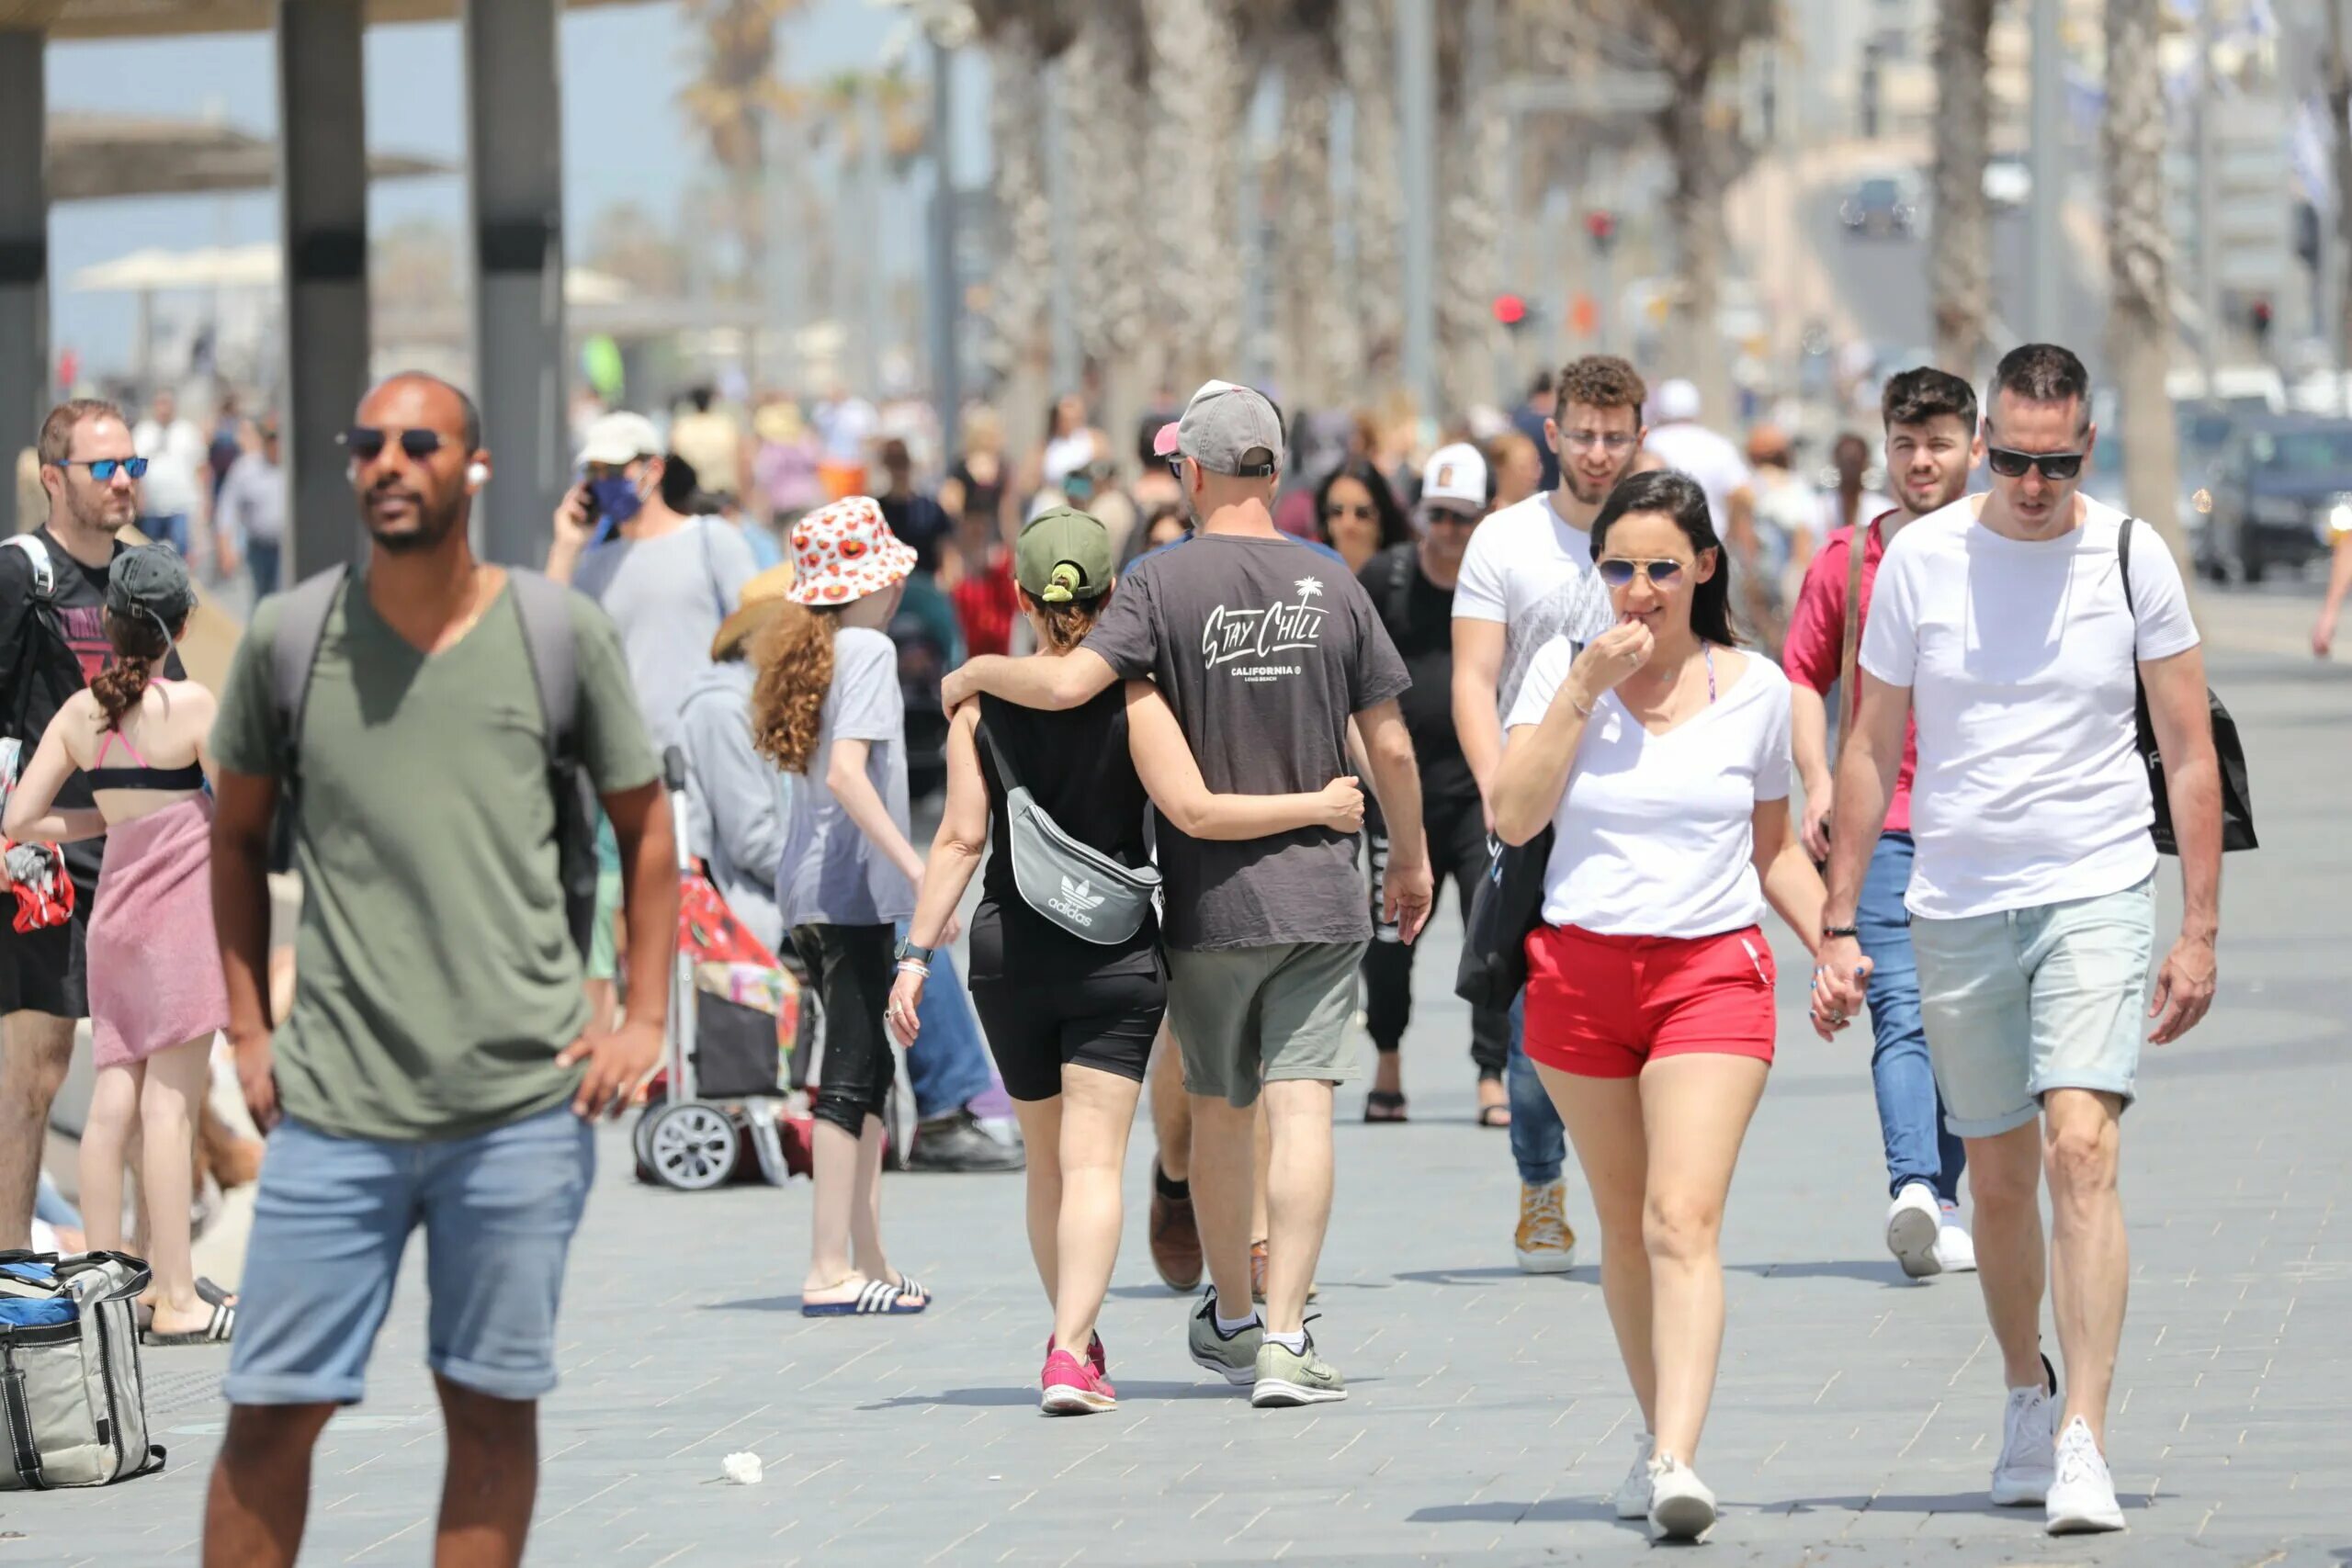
[1859,495,2199,920]
[131,416,207,516]
[1508,638,1792,938]
[1452,491,1615,714]
[1642,422,1753,539]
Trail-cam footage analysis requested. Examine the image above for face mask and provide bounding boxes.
[587,474,644,532]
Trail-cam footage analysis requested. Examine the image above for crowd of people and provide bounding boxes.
[0,334,2227,1556]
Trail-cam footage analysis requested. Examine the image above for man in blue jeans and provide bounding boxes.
[1787,367,1979,1278]
[202,374,678,1568]
[901,938,1024,1171]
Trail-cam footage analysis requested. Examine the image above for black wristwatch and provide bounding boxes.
[894,940,935,965]
[1821,923,1860,941]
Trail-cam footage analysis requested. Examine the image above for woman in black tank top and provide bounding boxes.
[884,507,1363,1416]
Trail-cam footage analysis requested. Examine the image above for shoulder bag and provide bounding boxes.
[977,713,1160,944]
[2117,517,2256,853]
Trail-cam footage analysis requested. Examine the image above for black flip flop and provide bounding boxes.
[1363,1091,1408,1123]
[1476,1103,1512,1129]
[143,1301,234,1347]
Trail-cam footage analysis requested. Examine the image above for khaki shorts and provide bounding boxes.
[1166,941,1366,1108]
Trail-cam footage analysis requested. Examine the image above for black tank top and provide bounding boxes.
[967,687,1159,983]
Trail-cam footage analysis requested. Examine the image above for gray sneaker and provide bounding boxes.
[1250,1331,1347,1407]
[1186,1289,1260,1385]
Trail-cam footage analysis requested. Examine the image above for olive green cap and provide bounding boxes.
[1013,506,1115,604]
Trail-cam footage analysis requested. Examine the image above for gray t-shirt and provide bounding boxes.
[571,518,760,752]
[1083,533,1411,951]
[777,626,914,929]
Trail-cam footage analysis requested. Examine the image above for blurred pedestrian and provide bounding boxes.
[1820,430,1895,544]
[753,397,825,528]
[1743,423,1815,652]
[1641,378,1758,619]
[669,384,749,507]
[1312,457,1412,575]
[941,406,1014,566]
[1512,370,1561,493]
[132,389,208,562]
[1488,431,1544,510]
[216,418,285,594]
[813,382,879,501]
[683,563,797,955]
[2316,518,2352,657]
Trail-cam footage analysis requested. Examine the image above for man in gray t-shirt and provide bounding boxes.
[943,378,1433,1409]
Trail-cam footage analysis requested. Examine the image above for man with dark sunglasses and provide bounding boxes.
[0,399,183,1251]
[1817,343,2222,1535]
[1785,367,1984,1286]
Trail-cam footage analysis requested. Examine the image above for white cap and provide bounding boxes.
[1419,443,1488,512]
[1652,378,1702,423]
[577,411,662,467]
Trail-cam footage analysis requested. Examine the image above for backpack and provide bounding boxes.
[0,534,66,790]
[266,566,601,953]
[0,1252,164,1489]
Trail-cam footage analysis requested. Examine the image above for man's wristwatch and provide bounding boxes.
[1820,923,1860,941]
[894,940,934,966]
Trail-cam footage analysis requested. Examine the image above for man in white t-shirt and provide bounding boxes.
[1640,378,1756,595]
[131,389,209,562]
[1817,344,2223,1537]
[1452,354,1641,1276]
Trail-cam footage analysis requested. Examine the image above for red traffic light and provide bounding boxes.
[1492,293,1529,327]
[1584,210,1617,243]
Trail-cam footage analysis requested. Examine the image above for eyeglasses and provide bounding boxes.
[1984,446,2084,481]
[1560,430,1638,454]
[51,457,149,481]
[1595,557,1687,588]
[340,426,447,462]
[1423,507,1480,526]
[1323,502,1376,522]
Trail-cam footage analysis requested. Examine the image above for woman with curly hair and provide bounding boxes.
[752,497,935,1316]
[4,546,233,1345]
[1312,457,1412,574]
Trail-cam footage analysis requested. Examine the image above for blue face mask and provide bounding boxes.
[587,474,644,534]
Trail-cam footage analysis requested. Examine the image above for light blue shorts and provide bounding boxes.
[1909,875,2155,1139]
[224,1105,594,1406]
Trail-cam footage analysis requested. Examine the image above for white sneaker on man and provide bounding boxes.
[1884,1181,1942,1279]
[1645,1453,1717,1542]
[1611,1431,1656,1518]
[1990,1362,2059,1506]
[2045,1416,2125,1533]
[1932,1203,1977,1273]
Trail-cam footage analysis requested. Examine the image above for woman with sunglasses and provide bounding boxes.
[1490,469,1841,1541]
[1311,457,1412,575]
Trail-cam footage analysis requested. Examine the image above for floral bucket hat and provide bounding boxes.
[785,495,918,606]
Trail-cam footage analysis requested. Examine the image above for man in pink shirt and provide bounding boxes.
[1784,367,1983,1280]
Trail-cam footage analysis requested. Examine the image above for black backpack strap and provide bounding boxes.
[0,1348,44,1489]
[505,569,581,767]
[1383,545,1415,637]
[2117,513,2140,622]
[269,567,349,795]
[973,704,1023,795]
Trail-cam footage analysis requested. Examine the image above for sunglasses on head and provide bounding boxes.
[1595,557,1686,589]
[1984,446,2084,480]
[340,426,447,462]
[53,457,149,481]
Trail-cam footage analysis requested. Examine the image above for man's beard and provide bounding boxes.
[1565,464,1626,506]
[368,498,466,554]
[66,490,130,535]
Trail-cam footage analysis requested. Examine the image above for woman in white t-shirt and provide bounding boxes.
[1492,469,1847,1541]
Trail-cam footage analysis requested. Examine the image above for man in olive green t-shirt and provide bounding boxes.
[201,373,675,1568]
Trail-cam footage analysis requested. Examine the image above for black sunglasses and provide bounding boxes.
[1984,446,2084,481]
[52,457,149,481]
[1323,502,1376,521]
[340,426,447,462]
[1596,558,1687,588]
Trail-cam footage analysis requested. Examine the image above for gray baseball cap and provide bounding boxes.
[1156,379,1284,478]
[107,544,194,628]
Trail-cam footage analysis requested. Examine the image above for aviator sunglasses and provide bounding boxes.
[1595,557,1687,589]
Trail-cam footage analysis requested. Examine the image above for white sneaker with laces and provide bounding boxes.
[1933,1207,1977,1273]
[1990,1363,2059,1506]
[1885,1181,1942,1278]
[2045,1416,2125,1533]
[1646,1453,1717,1541]
[1611,1431,1656,1519]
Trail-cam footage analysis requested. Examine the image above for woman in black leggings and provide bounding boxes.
[888,508,1363,1416]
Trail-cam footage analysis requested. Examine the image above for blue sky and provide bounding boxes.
[44,0,986,374]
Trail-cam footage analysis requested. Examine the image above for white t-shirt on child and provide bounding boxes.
[1508,637,1792,938]
[1859,494,2199,920]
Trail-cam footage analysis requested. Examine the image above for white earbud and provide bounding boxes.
[466,462,490,488]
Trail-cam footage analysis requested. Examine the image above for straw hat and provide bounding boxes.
[711,561,797,660]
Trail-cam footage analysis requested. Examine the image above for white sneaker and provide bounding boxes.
[2045,1417,2125,1533]
[1933,1207,1977,1273]
[1990,1359,2059,1506]
[1885,1181,1942,1279]
[1611,1431,1656,1519]
[1646,1453,1717,1542]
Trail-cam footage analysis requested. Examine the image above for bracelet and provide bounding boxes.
[895,958,931,978]
[1821,923,1860,941]
[1566,690,1594,719]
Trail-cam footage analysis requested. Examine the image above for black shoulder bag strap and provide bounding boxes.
[973,705,1025,796]
[1384,546,1415,637]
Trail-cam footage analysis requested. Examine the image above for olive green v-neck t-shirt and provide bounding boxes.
[212,579,659,1142]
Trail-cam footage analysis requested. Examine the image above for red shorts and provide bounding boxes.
[1521,923,1778,1078]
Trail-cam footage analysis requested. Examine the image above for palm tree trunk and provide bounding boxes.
[1340,0,1404,388]
[2102,0,2185,563]
[1930,0,1997,378]
[984,21,1054,459]
[1272,30,1349,411]
[1438,0,1506,418]
[2328,2,2352,394]
[1066,0,1153,446]
[1657,52,1735,424]
[1146,0,1247,392]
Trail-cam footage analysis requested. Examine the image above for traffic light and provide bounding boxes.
[1492,293,1529,330]
[2249,298,2273,344]
[1584,210,1617,253]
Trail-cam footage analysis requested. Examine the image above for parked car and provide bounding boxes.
[1839,175,1917,238]
[2200,414,2352,581]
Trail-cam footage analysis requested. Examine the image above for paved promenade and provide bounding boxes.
[9,590,2349,1566]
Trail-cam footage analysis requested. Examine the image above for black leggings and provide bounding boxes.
[794,922,898,1138]
[1363,788,1510,1077]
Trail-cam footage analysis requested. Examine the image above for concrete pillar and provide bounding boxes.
[464,0,566,568]
[0,30,47,537]
[276,0,370,579]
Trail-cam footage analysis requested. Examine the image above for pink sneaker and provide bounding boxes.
[1043,1331,1107,1379]
[1040,1348,1116,1415]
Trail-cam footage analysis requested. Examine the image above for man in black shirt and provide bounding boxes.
[1359,443,1509,1123]
[0,399,162,1247]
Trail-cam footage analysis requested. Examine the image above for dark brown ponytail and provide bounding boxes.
[88,608,173,731]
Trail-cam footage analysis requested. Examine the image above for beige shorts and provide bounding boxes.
[1165,941,1366,1109]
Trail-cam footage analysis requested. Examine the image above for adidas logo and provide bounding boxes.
[1049,874,1105,926]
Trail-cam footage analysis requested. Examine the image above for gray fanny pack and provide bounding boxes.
[978,716,1159,945]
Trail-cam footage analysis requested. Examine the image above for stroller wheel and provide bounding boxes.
[630,1089,671,1180]
[646,1101,741,1191]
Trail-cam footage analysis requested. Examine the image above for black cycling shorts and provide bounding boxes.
[968,963,1167,1103]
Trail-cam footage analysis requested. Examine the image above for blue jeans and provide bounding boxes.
[141,513,189,558]
[1506,992,1566,1188]
[1860,832,1965,1202]
[247,537,282,596]
[902,935,993,1120]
